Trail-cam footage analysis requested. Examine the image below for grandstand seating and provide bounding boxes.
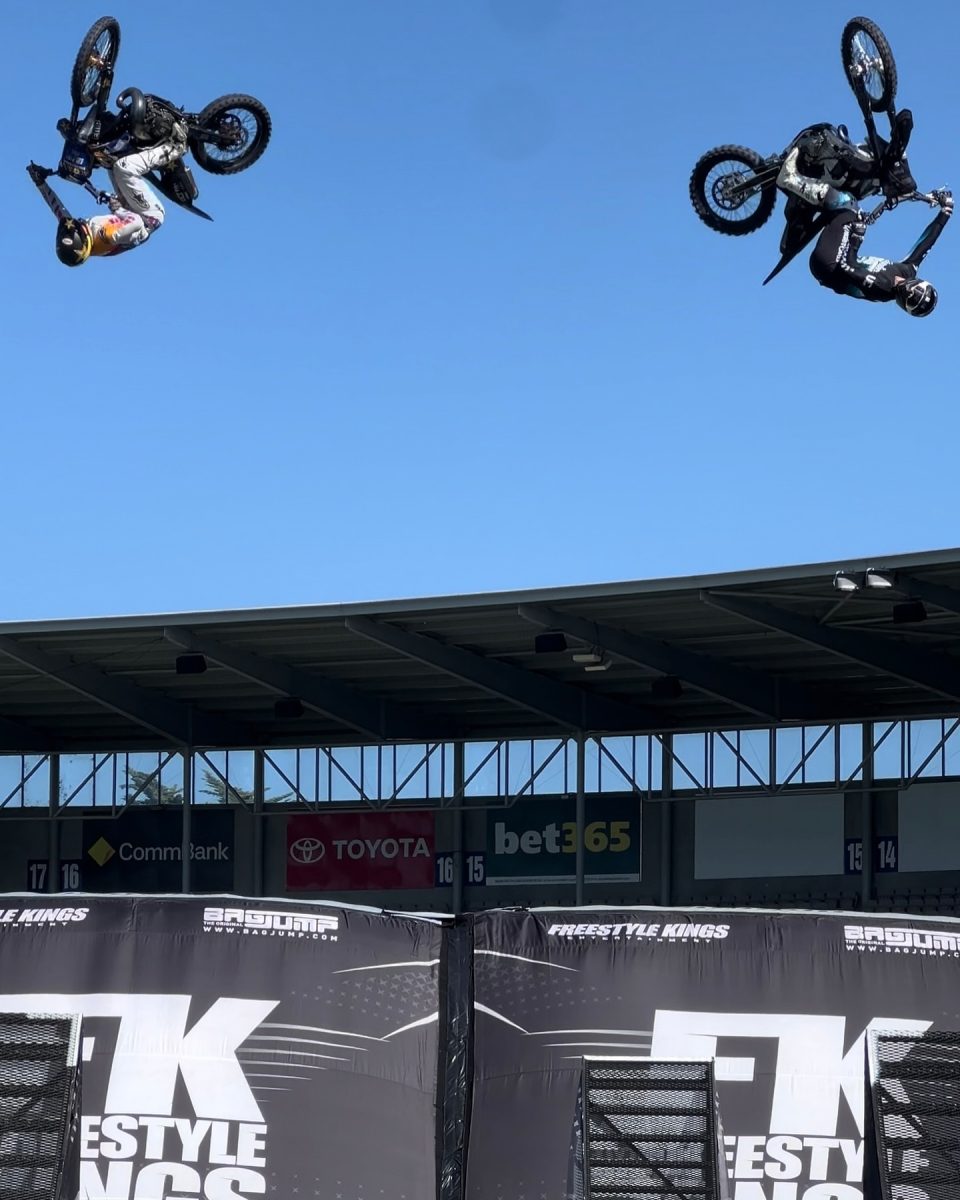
[686,886,960,916]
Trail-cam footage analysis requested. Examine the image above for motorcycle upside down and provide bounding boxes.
[688,16,934,283]
[29,15,271,232]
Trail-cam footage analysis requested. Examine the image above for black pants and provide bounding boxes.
[809,211,903,300]
[810,206,948,300]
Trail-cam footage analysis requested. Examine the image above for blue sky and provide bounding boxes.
[4,1,958,619]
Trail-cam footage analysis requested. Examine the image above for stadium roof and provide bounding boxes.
[1,546,960,753]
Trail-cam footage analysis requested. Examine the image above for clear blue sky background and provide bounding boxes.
[4,0,958,619]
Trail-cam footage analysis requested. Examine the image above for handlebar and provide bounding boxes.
[864,188,949,227]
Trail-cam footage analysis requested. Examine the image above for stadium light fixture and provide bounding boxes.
[833,571,862,592]
[583,654,612,673]
[833,568,899,593]
[175,653,207,675]
[572,647,605,665]
[865,569,895,589]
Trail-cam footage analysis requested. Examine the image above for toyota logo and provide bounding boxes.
[290,837,325,865]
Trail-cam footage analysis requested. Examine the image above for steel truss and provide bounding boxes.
[0,715,955,902]
[0,717,957,815]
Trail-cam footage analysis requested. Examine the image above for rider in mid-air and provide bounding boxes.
[777,128,953,317]
[50,91,188,267]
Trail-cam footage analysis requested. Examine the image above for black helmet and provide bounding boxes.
[896,278,937,318]
[55,217,93,267]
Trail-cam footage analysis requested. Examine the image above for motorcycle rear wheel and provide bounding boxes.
[689,145,777,236]
[841,17,897,112]
[71,16,121,109]
[190,94,272,175]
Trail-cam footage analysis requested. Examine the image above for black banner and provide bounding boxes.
[81,808,234,892]
[466,908,960,1200]
[0,898,441,1200]
[2,898,957,1200]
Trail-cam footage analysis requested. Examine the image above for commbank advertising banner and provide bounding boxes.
[82,808,235,892]
[484,794,640,884]
[465,908,960,1200]
[0,897,441,1200]
[286,811,435,890]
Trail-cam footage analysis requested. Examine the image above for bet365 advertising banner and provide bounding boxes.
[0,896,441,1200]
[465,908,960,1200]
[484,794,640,884]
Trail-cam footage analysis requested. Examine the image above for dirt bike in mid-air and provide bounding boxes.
[27,15,271,225]
[689,17,940,284]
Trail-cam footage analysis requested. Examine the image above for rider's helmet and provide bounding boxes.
[55,217,93,267]
[896,278,938,318]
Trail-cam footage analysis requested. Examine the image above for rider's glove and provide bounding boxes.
[849,220,867,248]
[939,190,954,216]
[106,193,123,213]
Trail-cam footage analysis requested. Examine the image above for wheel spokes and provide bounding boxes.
[852,31,885,101]
[82,29,114,99]
[704,161,761,222]
[204,109,259,162]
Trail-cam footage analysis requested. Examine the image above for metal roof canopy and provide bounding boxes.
[2,546,960,753]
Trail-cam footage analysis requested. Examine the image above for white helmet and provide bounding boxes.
[896,278,937,318]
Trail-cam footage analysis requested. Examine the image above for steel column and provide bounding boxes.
[660,736,673,906]
[47,755,60,895]
[575,734,586,906]
[862,722,874,911]
[181,749,192,893]
[253,749,264,897]
[452,743,465,914]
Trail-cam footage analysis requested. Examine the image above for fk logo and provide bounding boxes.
[651,1010,931,1136]
[0,993,277,1121]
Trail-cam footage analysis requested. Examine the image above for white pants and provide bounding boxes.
[86,128,188,256]
[109,132,187,230]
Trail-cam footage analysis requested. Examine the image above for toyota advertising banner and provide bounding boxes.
[484,794,640,884]
[465,907,960,1200]
[286,811,435,890]
[0,896,441,1200]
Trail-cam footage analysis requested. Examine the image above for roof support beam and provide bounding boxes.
[163,626,448,742]
[894,573,960,616]
[701,591,960,704]
[517,603,826,721]
[0,636,250,748]
[0,714,53,755]
[344,616,664,734]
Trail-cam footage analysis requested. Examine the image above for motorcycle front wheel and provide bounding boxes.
[71,16,121,109]
[841,18,897,112]
[689,145,777,236]
[190,94,272,175]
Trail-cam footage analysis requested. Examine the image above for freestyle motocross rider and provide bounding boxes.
[48,91,188,266]
[777,124,953,317]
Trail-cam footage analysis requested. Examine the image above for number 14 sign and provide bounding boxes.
[844,836,898,875]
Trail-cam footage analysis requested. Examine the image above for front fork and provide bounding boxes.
[848,67,900,181]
